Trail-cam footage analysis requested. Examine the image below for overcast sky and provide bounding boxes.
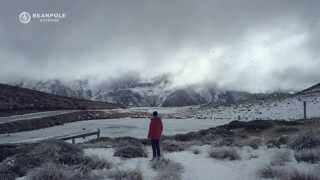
[0,0,319,92]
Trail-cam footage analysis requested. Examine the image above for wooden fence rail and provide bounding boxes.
[57,128,100,144]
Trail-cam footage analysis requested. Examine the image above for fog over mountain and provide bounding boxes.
[0,0,320,92]
[11,73,292,107]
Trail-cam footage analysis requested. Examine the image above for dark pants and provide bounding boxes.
[151,139,161,158]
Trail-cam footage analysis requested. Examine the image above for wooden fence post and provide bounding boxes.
[97,128,100,139]
[303,101,307,121]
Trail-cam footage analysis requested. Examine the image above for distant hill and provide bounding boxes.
[197,82,320,121]
[296,83,320,96]
[0,83,122,112]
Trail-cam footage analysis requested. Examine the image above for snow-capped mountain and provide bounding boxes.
[11,74,291,107]
[90,74,173,106]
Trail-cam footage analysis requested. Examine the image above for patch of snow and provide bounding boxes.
[85,148,157,180]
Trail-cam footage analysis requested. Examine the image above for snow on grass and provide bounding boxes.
[208,147,241,161]
[166,146,261,180]
[294,148,320,164]
[106,106,199,117]
[84,148,157,180]
[11,143,316,180]
[84,145,316,180]
[257,162,320,180]
[149,158,184,180]
[199,95,320,121]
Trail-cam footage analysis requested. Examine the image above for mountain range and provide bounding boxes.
[10,74,292,107]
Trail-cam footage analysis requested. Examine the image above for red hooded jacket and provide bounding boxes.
[148,117,163,139]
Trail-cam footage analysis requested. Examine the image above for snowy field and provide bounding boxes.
[198,95,320,121]
[83,146,318,180]
[0,117,228,144]
[104,106,199,118]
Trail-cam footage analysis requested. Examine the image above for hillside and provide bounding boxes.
[198,82,320,121]
[296,83,320,96]
[0,83,121,113]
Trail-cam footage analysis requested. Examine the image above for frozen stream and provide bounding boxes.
[0,117,230,144]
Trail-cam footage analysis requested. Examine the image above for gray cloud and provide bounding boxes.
[0,0,320,92]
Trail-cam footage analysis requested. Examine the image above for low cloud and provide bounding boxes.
[0,0,319,92]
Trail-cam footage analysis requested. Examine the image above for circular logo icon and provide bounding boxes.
[19,11,31,24]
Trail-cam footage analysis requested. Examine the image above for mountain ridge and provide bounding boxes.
[8,75,301,107]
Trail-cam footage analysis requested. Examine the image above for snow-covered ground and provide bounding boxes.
[0,117,229,144]
[104,106,199,118]
[109,106,196,114]
[84,146,318,180]
[110,94,320,122]
[198,95,320,121]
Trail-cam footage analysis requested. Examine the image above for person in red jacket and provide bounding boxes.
[148,111,163,160]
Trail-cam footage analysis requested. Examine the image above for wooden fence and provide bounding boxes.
[57,129,100,144]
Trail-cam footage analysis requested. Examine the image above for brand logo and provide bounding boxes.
[19,11,32,24]
[18,11,66,24]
